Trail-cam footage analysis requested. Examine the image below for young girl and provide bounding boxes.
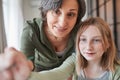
[76,17,120,80]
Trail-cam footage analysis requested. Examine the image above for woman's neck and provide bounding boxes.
[44,25,69,52]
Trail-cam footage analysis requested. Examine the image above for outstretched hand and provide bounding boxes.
[0,47,33,80]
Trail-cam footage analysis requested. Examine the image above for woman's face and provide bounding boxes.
[79,25,105,62]
[46,0,78,38]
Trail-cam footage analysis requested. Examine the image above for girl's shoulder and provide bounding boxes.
[110,64,120,80]
[115,63,120,71]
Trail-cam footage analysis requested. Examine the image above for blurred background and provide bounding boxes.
[0,0,120,58]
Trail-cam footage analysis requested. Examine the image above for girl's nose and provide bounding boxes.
[86,41,93,50]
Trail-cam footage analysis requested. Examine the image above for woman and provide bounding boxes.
[20,0,86,71]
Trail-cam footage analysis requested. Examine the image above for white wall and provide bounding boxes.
[0,0,7,52]
[23,0,40,21]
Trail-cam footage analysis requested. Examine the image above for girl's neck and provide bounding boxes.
[84,62,105,79]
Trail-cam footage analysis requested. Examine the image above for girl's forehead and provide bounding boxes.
[81,26,101,37]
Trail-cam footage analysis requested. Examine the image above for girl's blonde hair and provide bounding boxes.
[76,17,120,75]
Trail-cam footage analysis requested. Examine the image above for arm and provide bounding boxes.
[0,47,32,80]
[29,53,76,80]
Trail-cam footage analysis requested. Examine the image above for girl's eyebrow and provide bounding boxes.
[80,35,102,38]
[93,36,102,38]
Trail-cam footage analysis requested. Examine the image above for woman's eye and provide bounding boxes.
[52,9,61,16]
[55,10,60,14]
[67,13,76,18]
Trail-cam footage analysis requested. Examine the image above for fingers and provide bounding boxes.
[28,60,34,71]
[0,47,31,80]
[0,47,19,71]
[4,47,18,55]
[12,56,31,80]
[4,47,26,59]
[5,47,31,80]
[0,53,14,71]
[0,69,13,80]
[0,47,18,80]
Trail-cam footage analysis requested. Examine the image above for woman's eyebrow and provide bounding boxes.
[69,9,78,11]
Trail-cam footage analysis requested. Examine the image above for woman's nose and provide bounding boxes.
[58,15,67,27]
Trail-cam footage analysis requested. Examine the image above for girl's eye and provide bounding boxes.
[80,38,86,42]
[93,39,102,43]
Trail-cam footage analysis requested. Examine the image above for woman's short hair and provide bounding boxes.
[39,0,86,25]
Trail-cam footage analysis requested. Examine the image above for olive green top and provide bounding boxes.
[20,18,77,71]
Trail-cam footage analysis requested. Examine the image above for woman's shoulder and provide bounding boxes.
[21,18,43,39]
[23,18,43,32]
[25,18,43,28]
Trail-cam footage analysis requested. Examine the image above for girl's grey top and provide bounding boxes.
[78,70,109,80]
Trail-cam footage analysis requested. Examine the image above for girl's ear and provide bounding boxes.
[105,43,110,52]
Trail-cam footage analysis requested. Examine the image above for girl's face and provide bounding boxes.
[79,25,105,62]
[46,0,78,38]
